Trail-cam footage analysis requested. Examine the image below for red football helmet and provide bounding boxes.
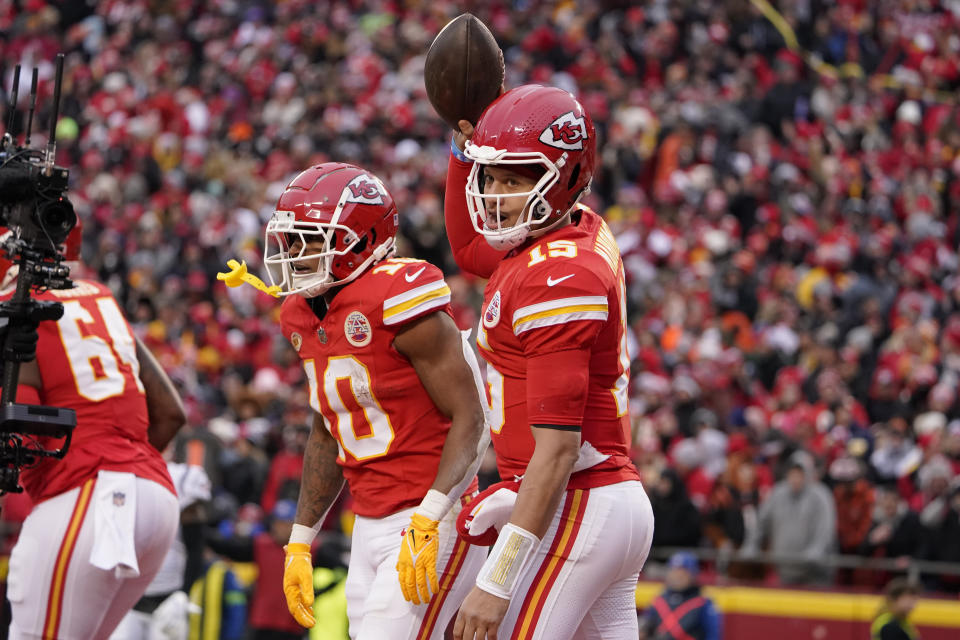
[264,163,399,297]
[464,84,596,250]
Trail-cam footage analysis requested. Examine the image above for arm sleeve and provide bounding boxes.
[15,385,40,404]
[444,154,506,278]
[382,262,452,326]
[516,265,608,426]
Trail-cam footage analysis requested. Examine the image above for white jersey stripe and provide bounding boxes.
[514,310,609,335]
[382,291,450,326]
[512,296,608,326]
[383,278,448,311]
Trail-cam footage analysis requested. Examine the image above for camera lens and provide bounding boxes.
[34,197,76,244]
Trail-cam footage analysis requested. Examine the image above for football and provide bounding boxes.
[424,13,504,130]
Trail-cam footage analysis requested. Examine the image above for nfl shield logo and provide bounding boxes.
[317,328,328,344]
[112,491,126,506]
[483,291,502,328]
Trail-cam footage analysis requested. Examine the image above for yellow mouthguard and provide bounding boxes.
[217,259,281,298]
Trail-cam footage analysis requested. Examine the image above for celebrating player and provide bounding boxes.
[443,85,655,639]
[264,163,489,639]
[0,222,185,639]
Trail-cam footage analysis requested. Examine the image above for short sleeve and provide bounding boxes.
[381,261,451,326]
[511,263,610,357]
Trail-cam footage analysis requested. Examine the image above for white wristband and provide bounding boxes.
[475,523,541,599]
[416,489,455,522]
[289,523,319,546]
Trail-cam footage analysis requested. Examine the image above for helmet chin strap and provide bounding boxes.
[296,237,398,298]
[528,211,572,240]
[528,181,590,240]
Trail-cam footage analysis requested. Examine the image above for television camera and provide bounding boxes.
[0,54,78,495]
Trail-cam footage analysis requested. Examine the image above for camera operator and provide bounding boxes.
[0,221,187,640]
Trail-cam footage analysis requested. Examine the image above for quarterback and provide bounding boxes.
[0,223,185,640]
[444,85,655,640]
[264,163,488,639]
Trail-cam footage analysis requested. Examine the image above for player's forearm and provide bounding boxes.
[136,337,186,451]
[429,406,487,500]
[508,428,580,538]
[295,423,345,529]
[444,154,503,278]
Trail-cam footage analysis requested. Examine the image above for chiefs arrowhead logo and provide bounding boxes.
[539,111,588,151]
[343,174,385,205]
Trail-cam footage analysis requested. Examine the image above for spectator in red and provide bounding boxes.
[830,456,875,585]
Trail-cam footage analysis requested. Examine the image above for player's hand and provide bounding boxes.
[454,586,510,640]
[397,513,441,604]
[283,543,316,628]
[454,120,475,152]
[453,84,503,151]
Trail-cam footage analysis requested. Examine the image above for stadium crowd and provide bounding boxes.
[3,0,960,631]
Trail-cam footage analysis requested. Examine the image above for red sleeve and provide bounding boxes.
[527,349,590,426]
[444,155,506,278]
[16,385,40,404]
[381,261,453,327]
[513,263,607,356]
[514,263,609,426]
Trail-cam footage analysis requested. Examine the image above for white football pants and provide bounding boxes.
[7,472,179,640]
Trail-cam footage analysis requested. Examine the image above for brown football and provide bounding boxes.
[424,13,504,130]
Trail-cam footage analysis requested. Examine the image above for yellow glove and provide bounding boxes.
[283,543,316,628]
[397,513,441,605]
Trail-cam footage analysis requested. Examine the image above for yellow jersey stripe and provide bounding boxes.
[383,285,451,324]
[513,305,609,334]
[383,278,447,310]
[513,295,608,324]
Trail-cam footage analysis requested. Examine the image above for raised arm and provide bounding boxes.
[444,121,507,278]
[136,336,186,451]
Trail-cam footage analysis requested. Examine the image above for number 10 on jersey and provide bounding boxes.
[302,356,395,460]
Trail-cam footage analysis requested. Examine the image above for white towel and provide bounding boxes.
[89,470,140,579]
[468,488,517,537]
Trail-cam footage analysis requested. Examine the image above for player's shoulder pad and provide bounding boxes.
[512,261,610,336]
[376,258,451,327]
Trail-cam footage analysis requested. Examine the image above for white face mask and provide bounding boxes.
[263,211,395,298]
[464,142,565,251]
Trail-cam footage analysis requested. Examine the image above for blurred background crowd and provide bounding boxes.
[3,0,960,634]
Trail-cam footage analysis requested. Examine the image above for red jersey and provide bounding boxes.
[445,156,639,489]
[5,279,173,502]
[279,258,468,518]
